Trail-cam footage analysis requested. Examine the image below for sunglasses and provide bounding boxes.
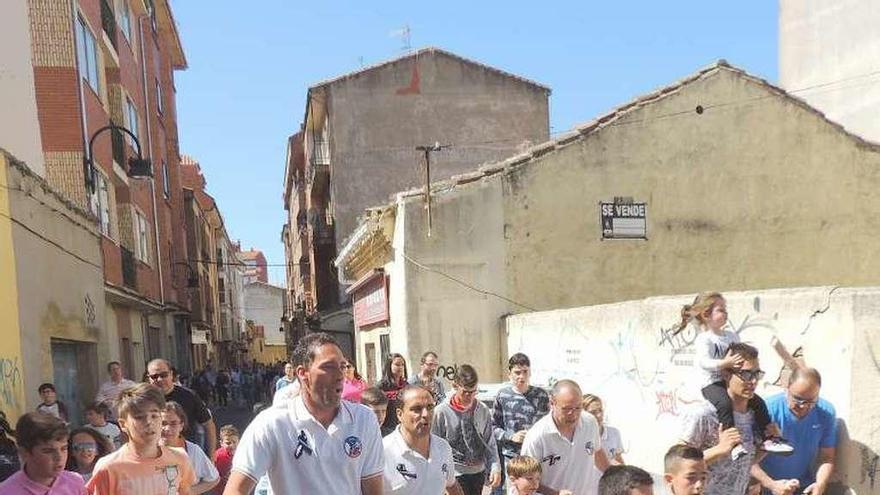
[733,369,765,382]
[72,443,97,452]
[790,394,818,407]
[148,371,170,381]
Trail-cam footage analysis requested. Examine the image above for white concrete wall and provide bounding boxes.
[392,178,510,383]
[780,0,880,142]
[0,0,45,175]
[244,283,286,346]
[507,287,880,492]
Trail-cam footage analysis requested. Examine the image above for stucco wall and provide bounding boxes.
[5,153,106,414]
[394,177,510,382]
[506,286,879,493]
[503,67,880,312]
[779,0,880,143]
[0,0,45,175]
[328,51,550,256]
[244,283,286,346]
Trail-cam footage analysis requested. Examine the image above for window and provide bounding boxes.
[75,15,101,93]
[134,210,150,263]
[118,0,132,42]
[161,161,170,198]
[156,78,163,114]
[124,97,139,148]
[91,170,113,237]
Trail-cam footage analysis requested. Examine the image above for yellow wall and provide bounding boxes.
[0,154,26,421]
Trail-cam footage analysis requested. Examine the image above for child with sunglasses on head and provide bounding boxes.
[66,427,113,483]
[680,292,793,460]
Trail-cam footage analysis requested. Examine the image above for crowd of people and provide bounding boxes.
[0,291,840,494]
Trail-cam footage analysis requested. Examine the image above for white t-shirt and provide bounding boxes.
[89,423,123,449]
[588,425,625,492]
[232,395,384,494]
[521,412,602,495]
[184,440,219,484]
[693,329,740,386]
[679,402,756,495]
[382,427,455,495]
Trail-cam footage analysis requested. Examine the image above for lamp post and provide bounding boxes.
[84,124,153,193]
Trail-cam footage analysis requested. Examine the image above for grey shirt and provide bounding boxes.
[432,399,500,477]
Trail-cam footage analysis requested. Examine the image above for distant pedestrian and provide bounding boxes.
[662,444,707,495]
[224,333,384,494]
[215,370,229,407]
[83,402,123,450]
[160,401,219,494]
[598,465,654,495]
[432,364,502,495]
[380,353,409,433]
[212,425,239,495]
[361,386,390,432]
[86,383,195,494]
[94,361,136,421]
[65,427,113,484]
[342,357,367,403]
[382,385,462,495]
[409,351,446,402]
[0,412,86,494]
[521,379,611,495]
[274,362,296,391]
[492,353,550,494]
[36,383,68,423]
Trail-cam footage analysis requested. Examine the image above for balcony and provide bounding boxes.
[307,139,330,194]
[111,123,125,168]
[100,0,118,50]
[121,246,137,290]
[311,219,334,245]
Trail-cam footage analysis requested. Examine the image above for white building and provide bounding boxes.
[243,282,287,350]
[779,0,880,141]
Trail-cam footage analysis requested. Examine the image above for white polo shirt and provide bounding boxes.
[232,394,384,493]
[521,412,602,495]
[382,427,455,495]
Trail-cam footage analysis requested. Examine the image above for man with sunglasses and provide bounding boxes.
[680,343,790,495]
[753,367,837,495]
[146,358,217,456]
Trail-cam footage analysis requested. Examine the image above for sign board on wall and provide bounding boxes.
[600,200,647,239]
[350,271,389,329]
[191,329,209,345]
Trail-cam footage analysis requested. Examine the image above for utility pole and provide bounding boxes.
[415,142,449,237]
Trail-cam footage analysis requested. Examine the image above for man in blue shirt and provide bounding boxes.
[752,367,837,495]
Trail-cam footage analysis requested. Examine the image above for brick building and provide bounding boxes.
[23,0,192,380]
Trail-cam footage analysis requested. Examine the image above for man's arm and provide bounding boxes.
[360,473,383,495]
[595,448,611,472]
[697,425,741,465]
[750,463,799,495]
[202,417,217,456]
[806,447,835,495]
[222,472,256,495]
[445,480,465,495]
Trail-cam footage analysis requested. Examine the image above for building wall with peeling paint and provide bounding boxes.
[1,151,105,423]
[502,67,880,312]
[506,286,880,494]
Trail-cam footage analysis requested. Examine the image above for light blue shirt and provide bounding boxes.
[760,392,837,487]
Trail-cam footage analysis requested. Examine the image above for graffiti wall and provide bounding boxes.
[506,286,880,493]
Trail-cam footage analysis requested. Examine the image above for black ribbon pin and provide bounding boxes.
[294,430,313,459]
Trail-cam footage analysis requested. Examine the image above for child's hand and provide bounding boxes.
[765,422,782,439]
[721,351,745,370]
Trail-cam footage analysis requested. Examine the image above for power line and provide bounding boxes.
[400,251,537,312]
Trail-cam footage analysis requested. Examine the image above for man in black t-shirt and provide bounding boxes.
[147,358,216,455]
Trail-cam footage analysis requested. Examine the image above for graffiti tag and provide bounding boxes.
[0,357,23,410]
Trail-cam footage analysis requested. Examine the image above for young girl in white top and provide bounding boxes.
[161,401,220,494]
[679,292,792,459]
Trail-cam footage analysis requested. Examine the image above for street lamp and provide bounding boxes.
[84,124,153,193]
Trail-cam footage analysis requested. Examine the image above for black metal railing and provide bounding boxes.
[121,247,137,289]
[100,0,118,50]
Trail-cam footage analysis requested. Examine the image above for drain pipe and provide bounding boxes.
[138,14,165,306]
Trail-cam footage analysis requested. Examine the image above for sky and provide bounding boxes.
[172,1,778,286]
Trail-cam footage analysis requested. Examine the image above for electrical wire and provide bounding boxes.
[400,251,537,312]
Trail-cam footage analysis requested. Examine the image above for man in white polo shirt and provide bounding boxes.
[224,333,384,495]
[383,384,463,495]
[521,380,611,495]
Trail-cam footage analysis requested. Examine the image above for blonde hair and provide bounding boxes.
[582,393,602,410]
[677,292,725,332]
[219,424,240,440]
[507,455,542,479]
